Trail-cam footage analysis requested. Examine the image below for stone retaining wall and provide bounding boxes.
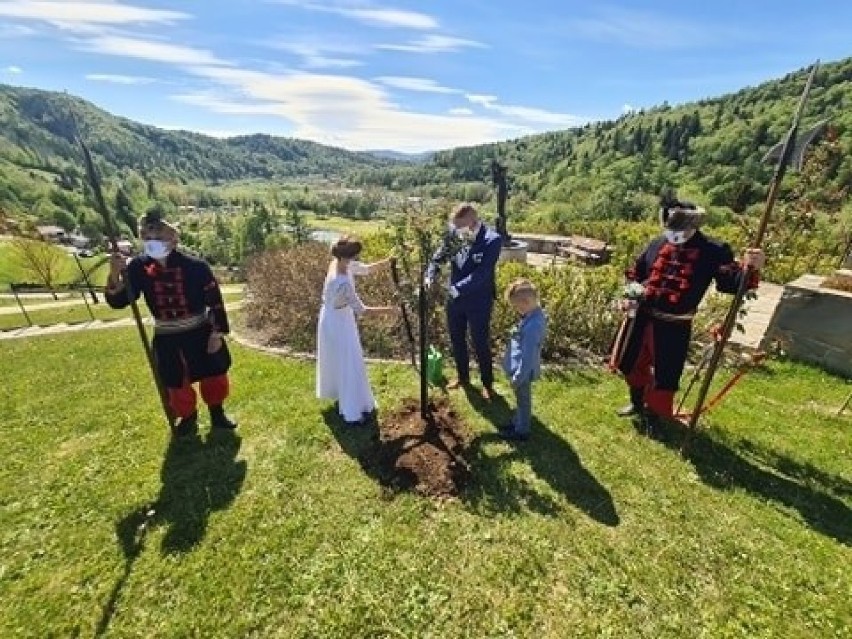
[768,274,852,379]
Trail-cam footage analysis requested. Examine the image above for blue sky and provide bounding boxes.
[0,0,847,152]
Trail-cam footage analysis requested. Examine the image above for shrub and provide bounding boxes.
[243,240,405,357]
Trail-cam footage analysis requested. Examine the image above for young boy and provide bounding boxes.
[501,278,547,441]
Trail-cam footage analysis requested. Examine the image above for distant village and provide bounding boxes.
[34,225,133,256]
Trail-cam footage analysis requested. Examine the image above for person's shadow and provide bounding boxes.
[321,407,420,497]
[650,418,851,546]
[97,431,247,636]
[462,385,620,526]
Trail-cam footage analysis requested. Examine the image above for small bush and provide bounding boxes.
[243,240,407,357]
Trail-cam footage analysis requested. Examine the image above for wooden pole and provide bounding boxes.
[11,284,33,327]
[69,105,175,429]
[72,253,96,321]
[682,61,819,454]
[838,389,852,416]
[73,251,99,304]
[419,252,429,420]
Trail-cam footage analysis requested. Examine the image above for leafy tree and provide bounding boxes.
[10,236,67,296]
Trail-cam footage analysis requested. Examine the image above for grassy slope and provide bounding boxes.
[306,214,385,236]
[0,329,849,638]
[0,240,109,289]
[0,289,244,331]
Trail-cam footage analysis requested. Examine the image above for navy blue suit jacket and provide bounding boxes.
[426,224,502,305]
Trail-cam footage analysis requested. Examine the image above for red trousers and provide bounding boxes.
[623,320,690,419]
[167,374,229,418]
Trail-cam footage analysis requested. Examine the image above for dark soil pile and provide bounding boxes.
[362,397,471,499]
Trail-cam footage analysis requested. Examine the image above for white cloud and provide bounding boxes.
[86,73,156,85]
[273,1,438,30]
[466,94,497,107]
[83,35,230,67]
[0,1,189,30]
[4,66,24,75]
[0,24,37,38]
[165,68,528,152]
[158,124,241,139]
[42,28,590,151]
[484,104,584,127]
[376,76,459,94]
[171,93,284,117]
[448,107,473,116]
[465,93,585,127]
[338,8,437,30]
[301,55,361,69]
[377,34,486,54]
[568,7,749,49]
[270,41,364,69]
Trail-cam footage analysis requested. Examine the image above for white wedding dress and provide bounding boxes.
[316,261,376,422]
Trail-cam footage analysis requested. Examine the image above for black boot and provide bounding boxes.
[637,410,669,441]
[616,386,644,418]
[209,404,237,430]
[174,411,198,438]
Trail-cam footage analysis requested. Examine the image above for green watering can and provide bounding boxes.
[426,345,445,387]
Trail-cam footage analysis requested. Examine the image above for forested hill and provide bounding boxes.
[351,58,852,221]
[0,83,396,185]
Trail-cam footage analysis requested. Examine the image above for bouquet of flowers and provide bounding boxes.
[623,281,645,300]
[621,281,646,317]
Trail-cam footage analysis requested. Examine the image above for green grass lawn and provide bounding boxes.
[0,329,849,637]
[0,289,244,331]
[306,214,385,236]
[0,240,109,288]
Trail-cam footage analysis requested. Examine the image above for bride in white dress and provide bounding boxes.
[316,236,396,424]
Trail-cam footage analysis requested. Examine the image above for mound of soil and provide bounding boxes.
[361,397,471,499]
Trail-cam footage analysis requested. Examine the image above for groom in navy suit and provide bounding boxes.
[425,203,503,400]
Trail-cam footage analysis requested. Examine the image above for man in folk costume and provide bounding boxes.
[106,207,237,437]
[425,203,503,400]
[612,195,766,434]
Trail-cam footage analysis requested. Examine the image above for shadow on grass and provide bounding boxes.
[737,439,852,501]
[152,430,247,552]
[320,387,619,524]
[97,431,247,637]
[320,405,468,498]
[650,419,852,546]
[461,385,619,526]
[320,407,392,494]
[540,365,609,387]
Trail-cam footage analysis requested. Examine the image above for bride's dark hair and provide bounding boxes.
[331,235,362,259]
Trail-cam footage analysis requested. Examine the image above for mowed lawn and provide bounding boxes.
[0,240,110,289]
[0,289,245,332]
[0,329,849,638]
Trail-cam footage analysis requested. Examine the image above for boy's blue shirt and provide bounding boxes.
[503,306,547,387]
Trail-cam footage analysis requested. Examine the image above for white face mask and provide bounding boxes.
[664,229,694,245]
[144,239,172,259]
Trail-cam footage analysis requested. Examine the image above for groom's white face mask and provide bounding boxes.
[453,219,478,241]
